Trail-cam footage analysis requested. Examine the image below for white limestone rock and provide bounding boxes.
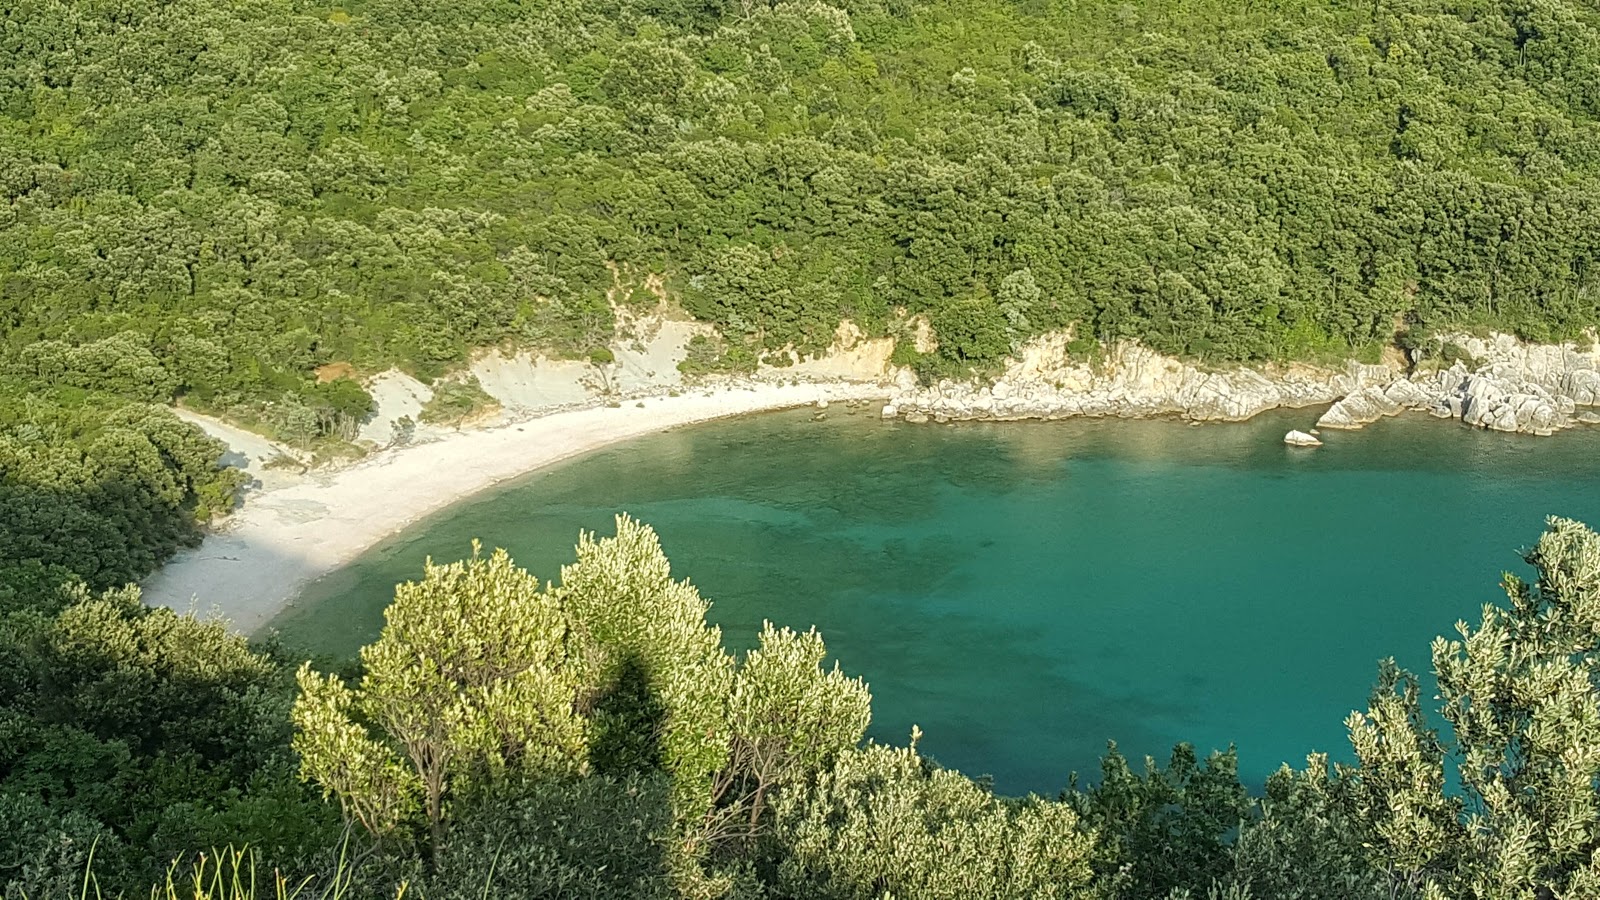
[1284,430,1322,447]
[885,330,1600,436]
[1317,385,1402,430]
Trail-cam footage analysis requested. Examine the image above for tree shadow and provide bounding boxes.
[587,652,669,777]
[436,653,679,899]
[438,771,678,900]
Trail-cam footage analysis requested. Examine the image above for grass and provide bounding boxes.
[5,839,407,900]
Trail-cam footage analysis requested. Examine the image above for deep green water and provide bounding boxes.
[271,406,1600,795]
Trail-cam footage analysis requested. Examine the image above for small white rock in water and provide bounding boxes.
[1284,429,1322,447]
[881,404,899,419]
[816,399,829,409]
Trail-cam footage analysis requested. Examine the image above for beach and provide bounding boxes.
[142,382,889,634]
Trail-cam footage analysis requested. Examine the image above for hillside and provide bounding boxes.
[5,2,1600,895]
[7,0,1600,591]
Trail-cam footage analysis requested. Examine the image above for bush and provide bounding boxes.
[419,378,499,427]
[677,334,757,377]
[428,776,679,900]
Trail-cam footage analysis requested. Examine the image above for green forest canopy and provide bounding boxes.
[7,0,1600,397]
[6,0,1600,592]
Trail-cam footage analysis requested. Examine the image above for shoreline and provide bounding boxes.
[142,382,889,635]
[142,331,1600,635]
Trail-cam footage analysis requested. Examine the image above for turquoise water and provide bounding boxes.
[271,405,1600,795]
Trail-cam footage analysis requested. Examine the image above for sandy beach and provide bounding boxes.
[143,382,889,634]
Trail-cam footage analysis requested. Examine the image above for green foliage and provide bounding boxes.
[7,0,1598,447]
[428,774,679,900]
[930,293,1011,366]
[707,622,871,848]
[417,379,497,428]
[770,738,1095,899]
[293,544,587,858]
[29,515,1600,900]
[677,334,758,377]
[0,584,337,896]
[1213,756,1400,900]
[555,516,735,826]
[292,516,872,887]
[1070,743,1253,900]
[1347,517,1600,899]
[0,401,244,590]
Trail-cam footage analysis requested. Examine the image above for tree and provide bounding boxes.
[707,622,870,846]
[1070,742,1253,900]
[771,736,1096,899]
[293,544,589,862]
[932,293,1012,366]
[553,517,871,853]
[553,516,734,825]
[997,268,1042,345]
[1218,755,1400,900]
[1348,517,1600,899]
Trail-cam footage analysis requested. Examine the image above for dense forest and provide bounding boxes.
[6,0,1600,895]
[7,0,1600,585]
[6,515,1600,899]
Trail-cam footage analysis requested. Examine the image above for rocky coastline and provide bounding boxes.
[882,331,1600,436]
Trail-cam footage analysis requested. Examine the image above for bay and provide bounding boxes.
[269,405,1600,794]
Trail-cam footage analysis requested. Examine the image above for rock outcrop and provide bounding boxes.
[889,335,1389,424]
[886,330,1600,436]
[1317,383,1406,430]
[1418,334,1599,435]
[1284,430,1322,447]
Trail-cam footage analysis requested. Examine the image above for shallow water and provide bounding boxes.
[271,406,1600,794]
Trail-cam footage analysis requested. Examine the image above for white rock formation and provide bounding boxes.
[611,316,713,392]
[890,334,1386,424]
[780,320,897,382]
[889,329,1600,436]
[1284,430,1322,447]
[470,350,596,411]
[1317,384,1402,430]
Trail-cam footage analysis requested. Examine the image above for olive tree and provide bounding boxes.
[1348,518,1600,900]
[555,516,870,851]
[553,515,734,822]
[771,737,1096,899]
[707,622,871,846]
[292,544,589,861]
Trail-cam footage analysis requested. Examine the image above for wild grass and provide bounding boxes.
[5,840,406,900]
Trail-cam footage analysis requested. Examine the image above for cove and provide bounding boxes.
[269,405,1600,795]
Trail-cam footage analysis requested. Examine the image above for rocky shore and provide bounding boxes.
[884,331,1600,436]
[1316,334,1600,435]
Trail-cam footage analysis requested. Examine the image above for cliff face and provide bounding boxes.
[883,331,1600,435]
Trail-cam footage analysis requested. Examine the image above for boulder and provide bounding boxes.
[1317,386,1401,430]
[1383,379,1437,408]
[1284,430,1322,447]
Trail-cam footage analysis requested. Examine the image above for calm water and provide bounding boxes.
[270,406,1600,794]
